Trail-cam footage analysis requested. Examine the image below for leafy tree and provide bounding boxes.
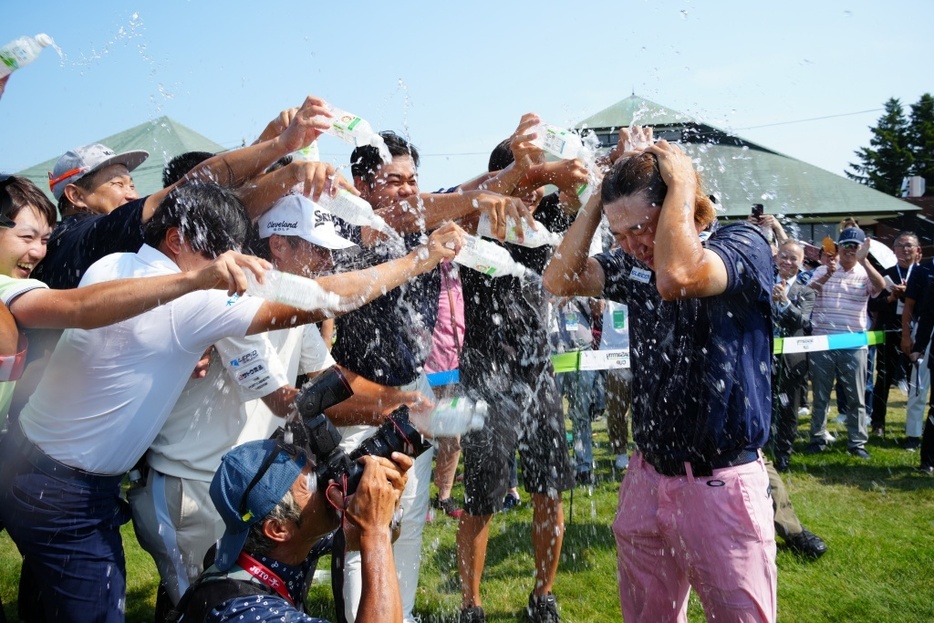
[908,93,934,193]
[847,98,913,196]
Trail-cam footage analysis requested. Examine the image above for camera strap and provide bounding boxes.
[236,552,293,605]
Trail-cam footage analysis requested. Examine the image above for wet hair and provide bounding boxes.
[350,131,420,182]
[162,151,215,188]
[0,175,57,228]
[600,152,716,228]
[488,138,514,173]
[143,183,250,258]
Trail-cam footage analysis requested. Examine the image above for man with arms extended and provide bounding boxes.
[0,182,462,623]
[329,131,527,623]
[544,129,777,622]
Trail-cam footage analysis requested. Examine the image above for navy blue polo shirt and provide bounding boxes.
[459,193,574,382]
[330,230,440,387]
[595,222,773,464]
[33,198,147,290]
[905,260,934,312]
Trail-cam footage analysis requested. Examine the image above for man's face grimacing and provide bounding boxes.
[356,155,418,211]
[776,244,804,281]
[271,235,333,278]
[604,192,661,269]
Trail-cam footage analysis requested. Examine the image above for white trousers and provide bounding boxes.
[338,373,434,623]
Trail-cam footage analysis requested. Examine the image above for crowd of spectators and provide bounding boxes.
[1,82,932,623]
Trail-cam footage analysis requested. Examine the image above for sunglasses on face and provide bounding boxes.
[238,441,305,522]
[839,242,860,250]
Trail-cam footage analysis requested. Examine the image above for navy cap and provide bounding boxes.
[210,439,306,571]
[837,227,867,245]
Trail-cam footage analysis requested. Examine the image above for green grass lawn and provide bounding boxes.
[2,393,933,622]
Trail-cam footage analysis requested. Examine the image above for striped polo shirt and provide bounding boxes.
[808,263,881,335]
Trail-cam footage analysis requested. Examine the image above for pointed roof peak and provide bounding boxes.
[576,94,699,129]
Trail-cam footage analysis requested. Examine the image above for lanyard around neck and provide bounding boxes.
[236,552,293,605]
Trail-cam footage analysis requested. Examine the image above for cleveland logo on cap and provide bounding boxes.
[266,220,299,231]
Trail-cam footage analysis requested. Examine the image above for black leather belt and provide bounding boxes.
[641,449,759,478]
[7,421,124,487]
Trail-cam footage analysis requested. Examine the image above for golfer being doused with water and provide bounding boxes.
[544,127,777,622]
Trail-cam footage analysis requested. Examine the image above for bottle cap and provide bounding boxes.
[36,34,54,47]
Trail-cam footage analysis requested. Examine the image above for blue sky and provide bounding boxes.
[1,0,931,193]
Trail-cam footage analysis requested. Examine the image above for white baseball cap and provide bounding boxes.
[48,143,149,200]
[257,195,355,250]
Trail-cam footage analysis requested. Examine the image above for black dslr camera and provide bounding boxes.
[284,366,431,495]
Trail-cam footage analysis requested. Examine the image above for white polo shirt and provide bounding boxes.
[147,323,334,481]
[18,245,263,475]
[236,324,335,445]
[146,333,290,481]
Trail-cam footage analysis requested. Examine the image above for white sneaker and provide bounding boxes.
[798,407,810,416]
[615,453,630,470]
[819,430,836,443]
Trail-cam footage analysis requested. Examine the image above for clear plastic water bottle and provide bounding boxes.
[291,141,320,162]
[425,397,487,437]
[0,34,55,78]
[454,234,528,279]
[530,123,586,160]
[475,213,561,248]
[317,189,395,236]
[315,105,392,163]
[530,122,598,205]
[244,269,340,312]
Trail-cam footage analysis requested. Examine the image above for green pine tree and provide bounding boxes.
[908,93,934,195]
[847,98,913,196]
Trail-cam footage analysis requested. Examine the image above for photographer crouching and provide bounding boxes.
[171,437,411,623]
[169,364,438,623]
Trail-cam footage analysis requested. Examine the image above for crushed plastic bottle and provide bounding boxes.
[476,213,561,248]
[291,141,320,163]
[0,34,55,78]
[530,121,598,205]
[530,123,587,160]
[413,397,487,437]
[454,234,528,279]
[316,188,395,236]
[315,105,392,163]
[245,269,340,312]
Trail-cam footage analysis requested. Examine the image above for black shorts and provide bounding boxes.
[460,361,576,516]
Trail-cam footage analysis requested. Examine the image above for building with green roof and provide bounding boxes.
[575,95,917,244]
[17,116,226,202]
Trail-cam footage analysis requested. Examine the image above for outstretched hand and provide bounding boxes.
[280,96,334,153]
[421,222,466,267]
[194,251,272,296]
